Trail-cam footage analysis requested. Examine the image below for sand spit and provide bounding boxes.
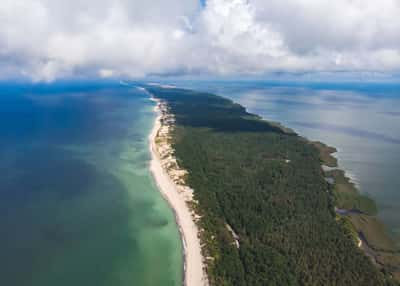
[149,97,209,286]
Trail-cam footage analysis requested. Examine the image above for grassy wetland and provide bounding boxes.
[148,86,399,286]
[316,142,400,281]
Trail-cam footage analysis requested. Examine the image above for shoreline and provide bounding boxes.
[144,85,399,284]
[314,141,400,280]
[148,97,208,286]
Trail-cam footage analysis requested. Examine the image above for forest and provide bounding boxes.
[147,86,398,286]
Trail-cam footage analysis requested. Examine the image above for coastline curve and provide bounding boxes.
[148,95,208,286]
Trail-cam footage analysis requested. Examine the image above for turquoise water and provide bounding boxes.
[2,79,398,283]
[0,82,183,286]
[170,80,400,244]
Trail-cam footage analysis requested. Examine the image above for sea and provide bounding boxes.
[1,80,399,285]
[0,82,183,286]
[172,80,400,245]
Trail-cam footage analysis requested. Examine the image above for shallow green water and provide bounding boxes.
[0,83,183,286]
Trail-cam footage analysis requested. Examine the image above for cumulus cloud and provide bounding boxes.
[0,0,399,81]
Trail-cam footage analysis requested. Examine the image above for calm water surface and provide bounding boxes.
[173,80,400,244]
[0,82,183,286]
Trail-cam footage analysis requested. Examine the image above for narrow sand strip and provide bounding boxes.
[149,97,208,286]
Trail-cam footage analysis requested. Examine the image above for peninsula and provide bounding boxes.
[147,86,399,286]
[149,96,209,286]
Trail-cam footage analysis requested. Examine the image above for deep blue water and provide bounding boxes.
[169,80,400,244]
[1,79,398,283]
[0,82,183,286]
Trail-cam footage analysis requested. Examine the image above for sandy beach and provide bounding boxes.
[148,97,208,286]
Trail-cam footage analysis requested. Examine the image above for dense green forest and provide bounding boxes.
[147,87,398,286]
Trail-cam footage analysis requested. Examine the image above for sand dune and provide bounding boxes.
[149,97,208,286]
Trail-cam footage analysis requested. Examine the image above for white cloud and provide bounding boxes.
[0,0,399,81]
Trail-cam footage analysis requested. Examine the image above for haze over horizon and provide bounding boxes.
[1,0,400,82]
[1,2,400,284]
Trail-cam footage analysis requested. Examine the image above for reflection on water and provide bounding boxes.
[291,121,400,145]
[172,80,400,243]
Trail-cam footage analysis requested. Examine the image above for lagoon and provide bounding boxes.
[174,80,400,245]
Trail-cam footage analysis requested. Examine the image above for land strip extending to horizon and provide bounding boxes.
[146,84,400,286]
[148,94,208,286]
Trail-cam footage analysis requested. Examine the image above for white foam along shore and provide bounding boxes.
[148,96,209,286]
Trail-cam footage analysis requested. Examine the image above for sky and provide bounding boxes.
[0,0,399,81]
